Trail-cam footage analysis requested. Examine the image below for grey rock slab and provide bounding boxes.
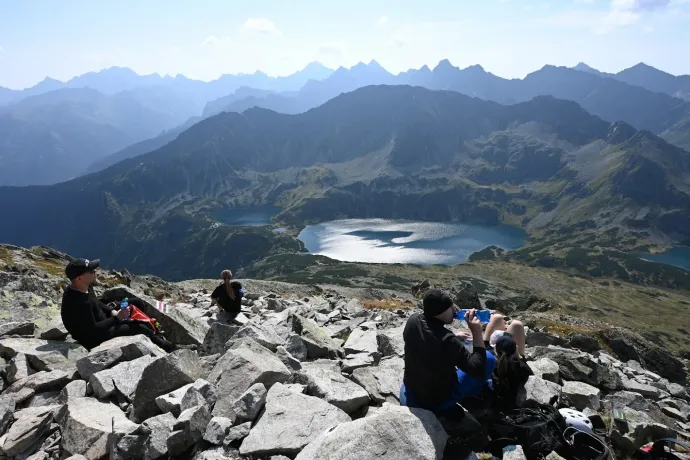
[209,340,290,418]
[342,353,376,373]
[1,406,52,457]
[376,327,405,358]
[527,346,621,390]
[58,380,87,404]
[0,322,36,338]
[0,338,85,373]
[155,383,193,416]
[167,405,211,456]
[666,383,688,400]
[89,355,155,401]
[291,315,340,359]
[182,380,217,412]
[38,321,69,341]
[623,377,662,399]
[26,391,61,408]
[130,350,203,423]
[518,376,562,407]
[275,345,302,370]
[231,323,285,352]
[239,383,350,457]
[202,323,240,356]
[610,407,675,455]
[141,412,176,460]
[562,381,601,410]
[76,335,165,380]
[59,397,139,460]
[203,417,234,445]
[231,383,267,423]
[351,357,404,404]
[7,353,31,384]
[192,446,240,460]
[528,358,560,383]
[0,395,15,436]
[343,327,379,357]
[661,406,686,421]
[8,370,70,395]
[294,364,370,414]
[603,391,654,412]
[223,422,252,445]
[284,333,308,361]
[294,403,448,460]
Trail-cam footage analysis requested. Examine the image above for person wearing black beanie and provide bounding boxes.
[400,288,489,457]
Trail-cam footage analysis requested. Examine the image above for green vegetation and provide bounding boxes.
[243,253,690,352]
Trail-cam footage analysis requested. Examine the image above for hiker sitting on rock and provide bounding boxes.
[454,312,532,410]
[399,288,491,456]
[60,258,176,352]
[210,269,244,322]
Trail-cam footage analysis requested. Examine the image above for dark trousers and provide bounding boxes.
[107,299,174,352]
[437,404,489,459]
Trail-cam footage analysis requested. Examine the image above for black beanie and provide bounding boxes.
[423,289,454,317]
[495,333,517,356]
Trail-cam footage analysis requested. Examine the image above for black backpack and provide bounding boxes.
[488,403,610,460]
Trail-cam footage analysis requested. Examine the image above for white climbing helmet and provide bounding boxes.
[559,408,594,434]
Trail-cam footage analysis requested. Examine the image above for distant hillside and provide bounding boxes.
[0,85,687,280]
[0,87,198,185]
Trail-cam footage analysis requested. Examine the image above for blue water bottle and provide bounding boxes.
[120,297,129,321]
[456,309,491,323]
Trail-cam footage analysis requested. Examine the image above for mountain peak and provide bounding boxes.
[434,59,456,71]
[463,64,486,73]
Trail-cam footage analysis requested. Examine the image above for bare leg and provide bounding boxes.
[483,313,507,342]
[506,320,526,356]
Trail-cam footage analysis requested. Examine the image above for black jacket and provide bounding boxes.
[403,312,487,406]
[211,281,243,314]
[61,286,118,350]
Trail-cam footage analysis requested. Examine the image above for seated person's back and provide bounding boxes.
[211,269,243,315]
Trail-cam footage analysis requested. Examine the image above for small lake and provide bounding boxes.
[298,218,526,265]
[212,206,281,227]
[636,247,690,271]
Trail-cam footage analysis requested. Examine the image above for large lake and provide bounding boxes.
[298,219,526,265]
[636,247,690,271]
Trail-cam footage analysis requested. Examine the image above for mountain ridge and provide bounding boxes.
[0,85,687,281]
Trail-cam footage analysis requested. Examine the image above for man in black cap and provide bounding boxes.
[400,288,489,457]
[61,258,175,352]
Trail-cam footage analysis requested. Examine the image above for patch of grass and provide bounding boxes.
[34,259,65,277]
[0,246,12,265]
[360,299,414,310]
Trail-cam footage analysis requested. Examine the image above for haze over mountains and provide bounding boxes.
[0,81,689,280]
[2,59,690,187]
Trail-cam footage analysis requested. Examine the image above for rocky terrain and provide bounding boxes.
[0,244,688,460]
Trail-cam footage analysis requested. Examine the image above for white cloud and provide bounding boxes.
[242,17,280,35]
[318,41,347,57]
[202,36,233,48]
[379,16,389,25]
[386,35,407,49]
[612,0,669,11]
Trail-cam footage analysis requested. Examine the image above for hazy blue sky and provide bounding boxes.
[0,0,688,89]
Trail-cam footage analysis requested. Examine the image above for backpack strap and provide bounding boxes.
[650,439,690,460]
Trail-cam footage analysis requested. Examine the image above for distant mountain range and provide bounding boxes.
[205,60,690,142]
[0,87,201,185]
[0,85,687,280]
[0,62,335,107]
[86,59,690,176]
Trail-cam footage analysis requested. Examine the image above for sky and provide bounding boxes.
[0,0,689,89]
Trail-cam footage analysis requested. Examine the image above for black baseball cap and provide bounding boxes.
[423,289,455,317]
[65,258,100,280]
